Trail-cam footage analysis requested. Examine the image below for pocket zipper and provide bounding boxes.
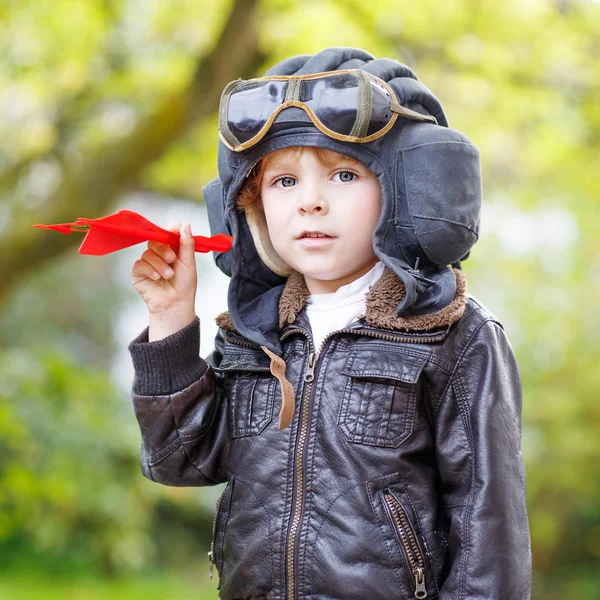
[208,486,227,583]
[382,489,428,599]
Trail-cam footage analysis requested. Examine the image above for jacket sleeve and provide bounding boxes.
[127,316,230,486]
[434,318,532,599]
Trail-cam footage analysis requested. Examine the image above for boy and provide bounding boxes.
[129,47,532,599]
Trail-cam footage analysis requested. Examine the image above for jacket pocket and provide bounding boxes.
[382,488,430,599]
[229,372,276,437]
[338,349,427,448]
[215,347,276,438]
[209,476,235,587]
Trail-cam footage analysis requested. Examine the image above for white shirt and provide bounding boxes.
[304,261,385,354]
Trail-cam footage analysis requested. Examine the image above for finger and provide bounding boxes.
[132,258,162,282]
[147,240,177,264]
[177,222,196,268]
[147,221,180,259]
[140,250,175,279]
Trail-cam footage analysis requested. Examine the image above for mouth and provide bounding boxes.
[297,230,336,240]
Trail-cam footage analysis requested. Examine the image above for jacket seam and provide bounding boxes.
[366,481,412,599]
[435,316,491,417]
[300,342,338,597]
[341,341,453,374]
[400,478,441,596]
[234,478,277,592]
[146,462,157,482]
[432,318,493,599]
[148,436,182,463]
[423,361,443,430]
[168,393,220,485]
[450,377,475,600]
[309,481,369,596]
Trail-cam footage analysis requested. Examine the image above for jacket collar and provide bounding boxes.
[216,267,468,335]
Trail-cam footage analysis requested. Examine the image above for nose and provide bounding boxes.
[297,178,328,215]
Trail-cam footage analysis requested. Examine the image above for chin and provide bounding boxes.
[294,264,351,281]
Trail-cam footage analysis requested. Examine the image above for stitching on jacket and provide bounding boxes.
[400,479,441,596]
[450,376,474,600]
[459,498,473,599]
[146,461,156,482]
[299,341,336,597]
[449,318,512,599]
[233,478,277,593]
[168,388,220,485]
[149,436,181,463]
[278,392,301,597]
[451,378,474,450]
[309,481,369,595]
[435,316,491,416]
[450,368,487,598]
[423,360,445,430]
[365,482,411,598]
[430,319,492,598]
[340,341,452,374]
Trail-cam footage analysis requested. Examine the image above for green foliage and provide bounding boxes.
[0,338,152,570]
[0,571,219,600]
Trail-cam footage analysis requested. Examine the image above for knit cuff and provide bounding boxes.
[127,315,208,396]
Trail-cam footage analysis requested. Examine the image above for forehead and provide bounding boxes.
[262,147,358,170]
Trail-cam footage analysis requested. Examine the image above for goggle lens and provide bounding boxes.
[227,81,287,144]
[220,70,436,151]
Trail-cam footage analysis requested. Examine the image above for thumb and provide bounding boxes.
[178,222,196,267]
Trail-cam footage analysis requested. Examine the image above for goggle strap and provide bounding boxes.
[284,78,301,102]
[350,71,371,138]
[390,101,438,125]
[219,79,244,148]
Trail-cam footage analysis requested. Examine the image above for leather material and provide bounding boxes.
[130,296,532,599]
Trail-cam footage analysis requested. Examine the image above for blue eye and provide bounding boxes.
[336,171,356,183]
[277,176,296,188]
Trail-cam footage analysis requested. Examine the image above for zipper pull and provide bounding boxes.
[413,565,427,599]
[304,352,316,382]
[208,549,214,579]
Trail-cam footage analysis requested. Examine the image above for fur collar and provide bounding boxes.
[216,267,467,335]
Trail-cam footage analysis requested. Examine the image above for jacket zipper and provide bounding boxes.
[228,323,450,350]
[280,324,449,347]
[286,340,316,600]
[226,326,441,600]
[208,485,227,586]
[382,489,428,599]
[284,324,438,600]
[225,334,263,349]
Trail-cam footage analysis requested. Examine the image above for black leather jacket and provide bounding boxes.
[128,268,532,600]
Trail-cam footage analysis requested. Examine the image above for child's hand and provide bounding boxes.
[131,222,197,317]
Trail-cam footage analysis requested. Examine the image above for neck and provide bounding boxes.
[304,260,379,295]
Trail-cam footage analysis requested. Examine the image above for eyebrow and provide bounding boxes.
[263,156,358,173]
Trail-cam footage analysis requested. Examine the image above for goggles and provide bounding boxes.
[218,69,438,152]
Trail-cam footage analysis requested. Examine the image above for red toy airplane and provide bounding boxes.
[32,209,233,256]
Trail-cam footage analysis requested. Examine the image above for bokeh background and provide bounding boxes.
[1,0,599,598]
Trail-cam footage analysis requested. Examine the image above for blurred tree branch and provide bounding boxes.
[0,0,263,311]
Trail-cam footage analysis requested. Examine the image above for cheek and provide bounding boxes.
[261,194,281,228]
[339,195,381,240]
[261,195,289,246]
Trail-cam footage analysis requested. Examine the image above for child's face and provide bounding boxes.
[260,147,381,295]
